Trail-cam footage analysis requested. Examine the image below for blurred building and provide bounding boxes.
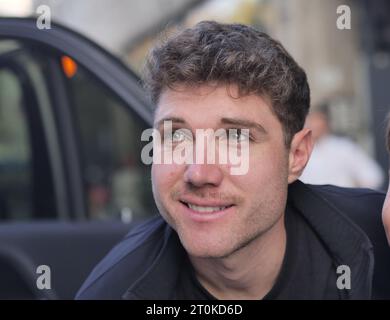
[32,0,203,54]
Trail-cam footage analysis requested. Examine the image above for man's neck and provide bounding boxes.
[189,215,287,300]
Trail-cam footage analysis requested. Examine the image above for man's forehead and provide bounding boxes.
[154,85,274,126]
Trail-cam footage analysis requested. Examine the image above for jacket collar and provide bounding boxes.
[122,180,374,299]
[122,225,185,300]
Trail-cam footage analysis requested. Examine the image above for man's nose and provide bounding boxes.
[184,164,223,187]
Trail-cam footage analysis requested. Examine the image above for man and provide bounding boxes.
[300,102,384,189]
[76,21,390,299]
[383,117,390,244]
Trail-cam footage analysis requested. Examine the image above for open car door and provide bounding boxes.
[0,17,155,299]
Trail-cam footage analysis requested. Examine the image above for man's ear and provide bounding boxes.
[287,128,313,184]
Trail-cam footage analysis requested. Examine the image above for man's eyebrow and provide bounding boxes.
[220,118,267,134]
[154,117,187,128]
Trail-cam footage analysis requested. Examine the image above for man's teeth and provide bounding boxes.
[187,203,228,213]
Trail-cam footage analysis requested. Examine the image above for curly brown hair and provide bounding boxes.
[143,21,310,146]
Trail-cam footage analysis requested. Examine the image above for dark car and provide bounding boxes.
[0,17,156,299]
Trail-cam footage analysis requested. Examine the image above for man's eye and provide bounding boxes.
[172,130,185,142]
[168,129,190,143]
[228,129,250,142]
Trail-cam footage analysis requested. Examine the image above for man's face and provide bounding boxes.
[383,180,390,244]
[151,84,292,258]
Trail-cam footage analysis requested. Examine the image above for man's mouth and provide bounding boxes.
[182,202,232,213]
[178,199,235,222]
[174,191,238,221]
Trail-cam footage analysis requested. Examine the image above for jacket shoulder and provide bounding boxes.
[76,216,167,299]
[308,184,385,212]
[306,183,385,237]
[307,183,390,299]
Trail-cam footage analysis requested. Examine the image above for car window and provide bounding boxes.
[0,36,155,222]
[0,39,57,220]
[0,63,31,220]
[64,59,156,222]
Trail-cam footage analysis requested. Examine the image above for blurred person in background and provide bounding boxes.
[300,101,384,189]
[383,116,390,244]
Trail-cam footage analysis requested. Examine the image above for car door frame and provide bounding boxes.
[0,17,153,220]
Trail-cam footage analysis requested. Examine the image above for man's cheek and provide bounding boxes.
[151,164,169,196]
[152,163,183,189]
[247,154,286,181]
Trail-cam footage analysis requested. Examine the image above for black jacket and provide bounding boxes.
[76,181,390,299]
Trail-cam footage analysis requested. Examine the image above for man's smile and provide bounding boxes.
[178,196,236,222]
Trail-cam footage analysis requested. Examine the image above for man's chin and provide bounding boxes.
[180,238,234,259]
[186,249,233,259]
[179,235,246,259]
